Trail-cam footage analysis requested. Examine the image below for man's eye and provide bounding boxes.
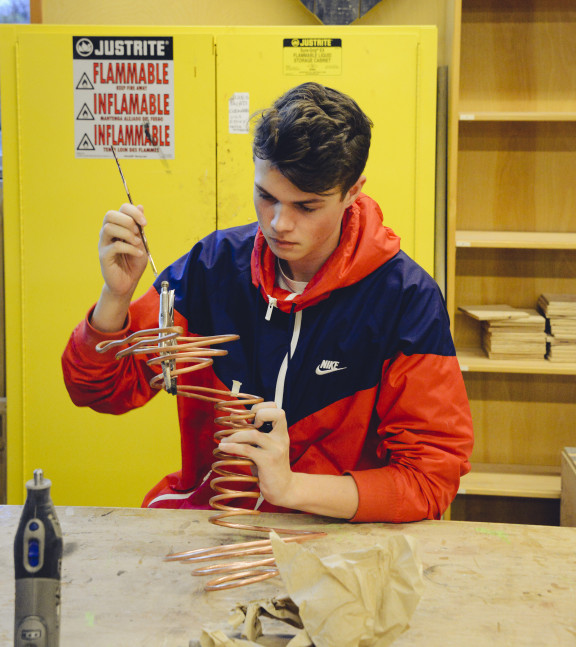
[258,192,275,202]
[298,205,316,213]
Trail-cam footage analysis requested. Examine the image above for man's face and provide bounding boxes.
[253,158,364,282]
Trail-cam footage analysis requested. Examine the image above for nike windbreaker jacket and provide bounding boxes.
[62,194,473,522]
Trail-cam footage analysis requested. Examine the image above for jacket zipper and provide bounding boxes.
[255,302,301,512]
[265,295,277,321]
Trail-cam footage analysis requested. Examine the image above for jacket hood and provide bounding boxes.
[251,193,401,313]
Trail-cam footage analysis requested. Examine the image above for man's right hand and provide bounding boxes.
[99,203,149,297]
[91,203,150,333]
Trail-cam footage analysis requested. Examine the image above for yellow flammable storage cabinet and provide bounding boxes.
[0,25,437,505]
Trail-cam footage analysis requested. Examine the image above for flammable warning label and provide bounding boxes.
[73,36,174,159]
[283,38,342,76]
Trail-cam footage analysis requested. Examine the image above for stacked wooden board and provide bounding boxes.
[537,294,576,362]
[459,305,547,360]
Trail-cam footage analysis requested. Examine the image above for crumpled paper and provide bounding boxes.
[229,596,306,641]
[199,597,311,647]
[199,531,423,647]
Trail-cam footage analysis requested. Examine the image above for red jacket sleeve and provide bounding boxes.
[61,287,164,414]
[347,352,474,523]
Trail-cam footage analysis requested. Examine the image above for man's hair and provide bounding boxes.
[252,82,373,197]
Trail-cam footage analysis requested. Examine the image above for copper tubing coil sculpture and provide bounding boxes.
[96,309,325,591]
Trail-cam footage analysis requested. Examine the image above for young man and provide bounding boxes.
[62,83,473,522]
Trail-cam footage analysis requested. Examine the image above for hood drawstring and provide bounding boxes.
[265,295,277,321]
[283,302,297,415]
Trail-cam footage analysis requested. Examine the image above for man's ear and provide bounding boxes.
[343,175,367,207]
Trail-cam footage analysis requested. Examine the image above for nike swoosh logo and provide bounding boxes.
[315,366,347,376]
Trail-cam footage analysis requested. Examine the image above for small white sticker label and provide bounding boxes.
[228,92,250,134]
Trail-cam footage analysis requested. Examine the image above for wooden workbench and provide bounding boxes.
[1,506,575,645]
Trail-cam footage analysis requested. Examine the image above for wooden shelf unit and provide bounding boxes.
[447,0,576,522]
[459,464,561,499]
[459,111,576,122]
[455,230,576,250]
[457,348,576,376]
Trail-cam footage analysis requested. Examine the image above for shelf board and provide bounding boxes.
[457,347,576,375]
[458,464,561,499]
[459,111,576,122]
[455,230,576,250]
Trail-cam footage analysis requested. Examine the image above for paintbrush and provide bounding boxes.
[110,144,158,277]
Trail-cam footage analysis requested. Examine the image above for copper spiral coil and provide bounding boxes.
[96,326,325,591]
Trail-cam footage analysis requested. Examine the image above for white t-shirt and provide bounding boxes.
[276,260,308,296]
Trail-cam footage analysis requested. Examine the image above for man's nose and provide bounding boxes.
[271,203,294,232]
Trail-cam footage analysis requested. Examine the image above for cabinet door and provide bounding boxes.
[2,26,216,505]
[214,27,437,273]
